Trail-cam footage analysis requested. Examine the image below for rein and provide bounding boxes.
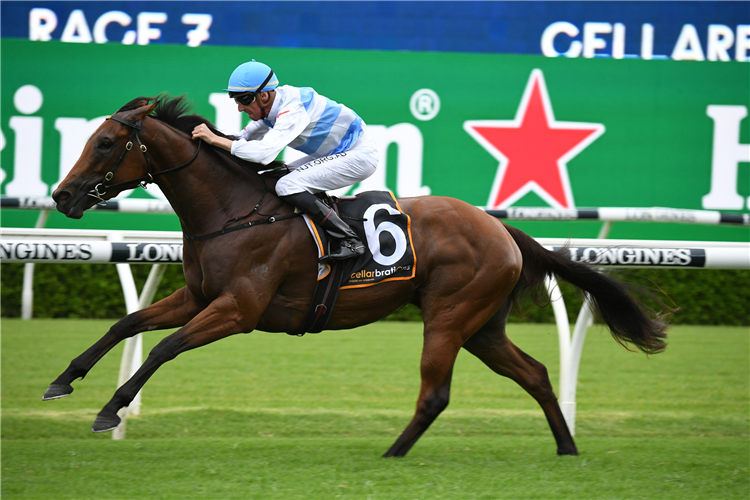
[95,112,299,242]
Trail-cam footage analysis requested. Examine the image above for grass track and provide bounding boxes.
[2,319,748,499]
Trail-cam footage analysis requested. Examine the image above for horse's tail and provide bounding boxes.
[503,223,669,354]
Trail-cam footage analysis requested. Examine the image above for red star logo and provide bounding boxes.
[464,69,605,209]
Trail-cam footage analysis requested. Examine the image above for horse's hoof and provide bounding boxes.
[42,383,74,401]
[91,413,121,433]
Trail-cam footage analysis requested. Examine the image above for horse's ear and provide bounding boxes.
[132,99,159,120]
[146,100,159,115]
[141,92,168,118]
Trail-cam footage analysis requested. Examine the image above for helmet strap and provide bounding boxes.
[252,69,275,121]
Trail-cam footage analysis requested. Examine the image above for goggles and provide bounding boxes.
[234,93,256,107]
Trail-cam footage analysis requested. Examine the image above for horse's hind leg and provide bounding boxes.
[383,284,518,457]
[462,302,578,456]
[383,324,463,457]
[43,286,204,401]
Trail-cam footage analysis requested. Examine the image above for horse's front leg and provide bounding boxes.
[91,292,255,432]
[43,286,205,401]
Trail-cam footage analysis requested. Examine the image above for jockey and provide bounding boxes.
[192,60,378,261]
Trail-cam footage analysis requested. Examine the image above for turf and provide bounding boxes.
[2,319,748,499]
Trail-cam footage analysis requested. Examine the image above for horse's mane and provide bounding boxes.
[117,95,285,172]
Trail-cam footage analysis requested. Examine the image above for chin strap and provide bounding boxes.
[255,69,275,121]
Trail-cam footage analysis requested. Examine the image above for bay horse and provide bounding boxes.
[45,96,668,457]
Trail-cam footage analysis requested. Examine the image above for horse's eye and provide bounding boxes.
[98,139,114,150]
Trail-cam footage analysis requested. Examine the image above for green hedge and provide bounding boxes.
[1,263,748,325]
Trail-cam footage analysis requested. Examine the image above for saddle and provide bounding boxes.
[259,167,417,336]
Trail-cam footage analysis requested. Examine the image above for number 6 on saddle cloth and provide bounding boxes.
[296,190,416,335]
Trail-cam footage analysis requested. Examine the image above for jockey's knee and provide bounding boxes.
[275,176,307,198]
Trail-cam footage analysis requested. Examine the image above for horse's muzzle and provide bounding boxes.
[51,187,85,219]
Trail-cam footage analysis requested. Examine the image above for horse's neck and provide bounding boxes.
[148,131,274,236]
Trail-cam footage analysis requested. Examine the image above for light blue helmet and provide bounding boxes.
[223,60,279,93]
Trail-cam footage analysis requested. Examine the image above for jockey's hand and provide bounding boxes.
[192,123,216,143]
[192,124,232,152]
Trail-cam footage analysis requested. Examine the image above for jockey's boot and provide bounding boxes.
[281,192,366,261]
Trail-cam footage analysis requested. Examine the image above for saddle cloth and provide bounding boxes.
[296,190,416,334]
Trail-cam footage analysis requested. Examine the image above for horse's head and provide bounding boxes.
[52,99,158,218]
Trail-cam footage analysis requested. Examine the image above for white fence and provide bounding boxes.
[5,197,747,318]
[2,198,749,438]
[5,196,750,226]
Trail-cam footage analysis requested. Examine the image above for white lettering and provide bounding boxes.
[612,23,626,59]
[93,11,132,43]
[540,22,582,58]
[6,86,47,196]
[357,123,431,198]
[671,24,705,61]
[662,249,675,264]
[29,8,57,41]
[707,24,734,62]
[125,243,181,262]
[702,106,750,210]
[582,248,599,263]
[143,244,161,261]
[122,30,137,45]
[208,92,244,134]
[0,243,93,261]
[644,248,661,265]
[736,25,750,62]
[182,13,212,47]
[583,22,612,58]
[127,244,142,261]
[618,248,636,264]
[60,10,93,44]
[601,248,618,265]
[137,12,167,45]
[568,247,699,266]
[633,248,645,264]
[676,249,692,265]
[641,23,654,60]
[162,243,182,262]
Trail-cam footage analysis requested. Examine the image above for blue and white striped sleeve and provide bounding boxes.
[231,104,310,165]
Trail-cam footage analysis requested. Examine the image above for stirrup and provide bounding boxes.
[327,239,365,261]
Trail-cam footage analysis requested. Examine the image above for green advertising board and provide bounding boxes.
[2,38,748,241]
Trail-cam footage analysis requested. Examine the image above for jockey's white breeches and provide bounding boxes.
[275,132,379,196]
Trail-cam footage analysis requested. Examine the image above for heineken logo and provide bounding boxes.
[464,69,605,209]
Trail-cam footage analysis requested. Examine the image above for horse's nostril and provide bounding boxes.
[52,189,71,204]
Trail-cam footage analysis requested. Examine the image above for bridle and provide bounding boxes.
[89,111,299,241]
[87,114,202,206]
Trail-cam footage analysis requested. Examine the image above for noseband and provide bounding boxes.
[87,114,202,205]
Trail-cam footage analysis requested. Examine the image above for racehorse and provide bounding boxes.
[45,96,669,457]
